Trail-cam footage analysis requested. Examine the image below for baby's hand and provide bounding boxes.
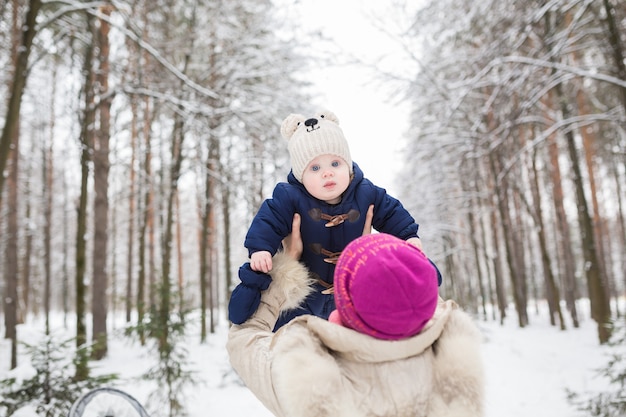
[406,237,423,250]
[250,251,272,273]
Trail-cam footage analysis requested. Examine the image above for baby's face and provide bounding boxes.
[301,154,350,204]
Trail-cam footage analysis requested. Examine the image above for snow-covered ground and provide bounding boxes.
[1,301,616,417]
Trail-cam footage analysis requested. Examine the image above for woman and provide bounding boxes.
[226,213,484,417]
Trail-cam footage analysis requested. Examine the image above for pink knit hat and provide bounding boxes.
[329,233,439,340]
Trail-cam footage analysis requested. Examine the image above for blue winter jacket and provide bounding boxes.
[228,163,441,329]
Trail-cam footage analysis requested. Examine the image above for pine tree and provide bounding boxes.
[568,323,626,416]
[0,335,117,417]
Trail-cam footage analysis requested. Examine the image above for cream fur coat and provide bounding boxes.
[226,252,485,417]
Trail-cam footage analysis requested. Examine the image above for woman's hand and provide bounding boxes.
[282,213,303,261]
[362,204,374,236]
[406,237,423,250]
[282,205,374,261]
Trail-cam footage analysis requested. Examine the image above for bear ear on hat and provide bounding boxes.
[316,110,339,125]
[281,113,305,140]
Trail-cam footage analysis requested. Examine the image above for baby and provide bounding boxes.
[228,110,441,329]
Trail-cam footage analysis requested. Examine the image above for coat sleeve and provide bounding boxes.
[244,184,296,257]
[369,183,419,240]
[366,182,444,285]
[226,252,314,416]
[227,263,272,324]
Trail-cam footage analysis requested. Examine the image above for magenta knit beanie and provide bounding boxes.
[332,233,439,340]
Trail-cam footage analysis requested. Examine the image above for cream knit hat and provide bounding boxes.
[280,110,353,182]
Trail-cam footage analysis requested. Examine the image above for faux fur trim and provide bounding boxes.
[272,324,354,417]
[268,252,315,311]
[429,309,485,417]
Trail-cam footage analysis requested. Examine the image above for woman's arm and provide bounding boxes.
[226,249,312,416]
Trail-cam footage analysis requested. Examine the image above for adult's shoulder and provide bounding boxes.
[431,301,485,415]
[441,303,483,342]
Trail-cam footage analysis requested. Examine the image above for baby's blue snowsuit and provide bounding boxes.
[228,163,441,330]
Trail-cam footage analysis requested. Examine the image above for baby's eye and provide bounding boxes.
[331,161,339,167]
[311,165,320,172]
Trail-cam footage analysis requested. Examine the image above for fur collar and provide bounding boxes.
[268,252,315,311]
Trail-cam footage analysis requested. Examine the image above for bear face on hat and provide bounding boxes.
[281,110,353,182]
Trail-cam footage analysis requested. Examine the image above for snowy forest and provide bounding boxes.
[0,0,625,413]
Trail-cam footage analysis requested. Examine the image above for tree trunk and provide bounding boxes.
[487,172,507,324]
[511,177,529,325]
[546,130,579,327]
[43,108,53,335]
[477,186,497,321]
[146,98,156,311]
[76,13,97,380]
[2,0,28,371]
[208,135,221,334]
[199,189,210,342]
[176,192,184,312]
[559,94,612,343]
[4,105,19,370]
[127,97,137,324]
[489,149,528,327]
[530,150,565,329]
[137,97,153,345]
[576,88,613,308]
[0,0,42,203]
[63,159,70,328]
[21,140,33,325]
[466,160,488,319]
[159,106,186,352]
[612,166,626,308]
[91,3,113,361]
[221,169,232,327]
[602,0,626,114]
[541,14,581,328]
[199,138,215,342]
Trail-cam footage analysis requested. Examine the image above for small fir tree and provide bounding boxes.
[0,335,117,417]
[567,322,626,417]
[126,284,198,417]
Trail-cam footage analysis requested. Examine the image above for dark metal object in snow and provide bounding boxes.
[68,387,150,417]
